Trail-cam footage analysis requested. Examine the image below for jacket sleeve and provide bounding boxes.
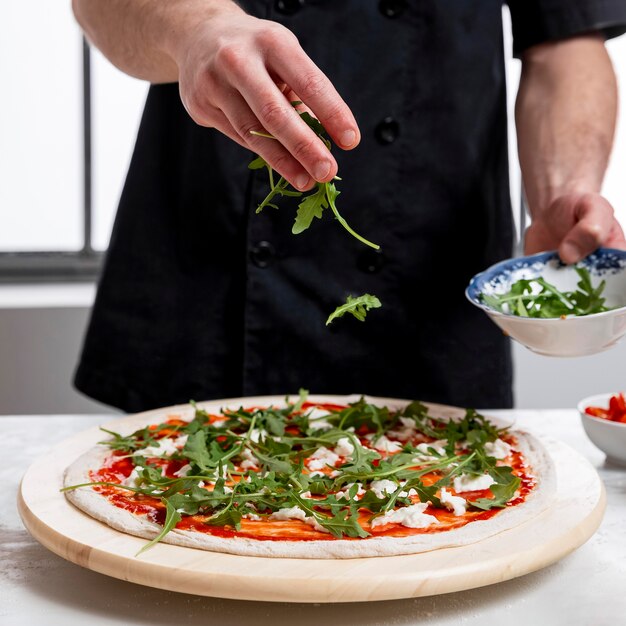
[507,0,626,57]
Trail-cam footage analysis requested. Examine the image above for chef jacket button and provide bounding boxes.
[378,0,407,18]
[275,0,305,16]
[357,248,385,274]
[375,117,399,145]
[250,241,276,268]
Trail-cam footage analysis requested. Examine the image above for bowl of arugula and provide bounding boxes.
[465,248,626,357]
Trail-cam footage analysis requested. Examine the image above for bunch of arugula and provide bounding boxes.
[248,104,381,324]
[63,391,521,555]
[480,267,614,318]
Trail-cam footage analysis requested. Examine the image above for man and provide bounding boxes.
[72,0,626,412]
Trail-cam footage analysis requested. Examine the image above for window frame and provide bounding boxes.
[0,39,103,283]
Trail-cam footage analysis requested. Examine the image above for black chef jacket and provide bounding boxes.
[75,0,626,413]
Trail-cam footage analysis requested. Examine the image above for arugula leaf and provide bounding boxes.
[326,294,382,325]
[470,477,521,510]
[293,184,327,234]
[467,465,520,511]
[480,266,613,318]
[249,105,380,250]
[182,431,214,472]
[205,507,243,531]
[290,388,308,414]
[136,498,181,556]
[322,509,369,539]
[98,427,143,452]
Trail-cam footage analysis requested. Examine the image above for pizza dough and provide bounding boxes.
[64,396,557,559]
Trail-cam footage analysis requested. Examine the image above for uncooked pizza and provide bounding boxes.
[63,393,555,558]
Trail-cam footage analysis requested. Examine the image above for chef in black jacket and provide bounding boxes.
[72,0,626,412]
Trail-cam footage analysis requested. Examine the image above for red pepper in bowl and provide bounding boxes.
[585,393,626,423]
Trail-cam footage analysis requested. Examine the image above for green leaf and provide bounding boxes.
[292,184,327,234]
[321,509,369,539]
[291,388,309,413]
[136,498,182,556]
[470,476,521,510]
[205,507,242,531]
[182,431,214,472]
[326,294,382,325]
[298,111,327,139]
[248,156,268,170]
[468,466,520,511]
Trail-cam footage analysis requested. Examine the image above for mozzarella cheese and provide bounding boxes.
[366,434,403,453]
[307,408,334,431]
[414,439,448,458]
[334,437,355,457]
[134,434,188,458]
[371,503,439,529]
[484,438,512,460]
[307,446,340,471]
[453,473,496,493]
[440,488,467,516]
[370,479,399,499]
[239,447,259,470]
[269,506,330,534]
[173,463,191,478]
[249,428,269,443]
[122,466,142,487]
[387,416,418,441]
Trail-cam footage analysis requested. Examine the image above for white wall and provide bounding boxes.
[0,304,117,415]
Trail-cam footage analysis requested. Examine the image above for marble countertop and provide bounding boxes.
[2,410,625,625]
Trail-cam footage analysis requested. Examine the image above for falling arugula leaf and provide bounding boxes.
[247,103,382,323]
[326,294,382,325]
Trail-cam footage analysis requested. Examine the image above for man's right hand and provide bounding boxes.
[172,11,360,190]
[72,0,360,191]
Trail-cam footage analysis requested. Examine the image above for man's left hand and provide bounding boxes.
[524,192,626,264]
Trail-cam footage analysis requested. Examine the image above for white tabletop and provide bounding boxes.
[2,410,625,625]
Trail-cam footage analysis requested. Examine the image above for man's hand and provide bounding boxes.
[524,192,626,263]
[173,13,359,191]
[72,1,360,191]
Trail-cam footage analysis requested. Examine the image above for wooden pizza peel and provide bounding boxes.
[18,396,605,603]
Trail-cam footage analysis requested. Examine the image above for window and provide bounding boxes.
[0,1,145,282]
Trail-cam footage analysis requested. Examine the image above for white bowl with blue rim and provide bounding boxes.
[465,248,626,357]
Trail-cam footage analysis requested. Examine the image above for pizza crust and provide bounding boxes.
[64,428,556,559]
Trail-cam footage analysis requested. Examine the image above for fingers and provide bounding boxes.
[268,45,360,151]
[604,220,626,250]
[233,62,338,183]
[220,91,314,190]
[179,17,359,184]
[206,109,251,150]
[559,194,617,263]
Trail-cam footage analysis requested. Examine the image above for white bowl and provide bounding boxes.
[466,249,626,357]
[578,392,626,466]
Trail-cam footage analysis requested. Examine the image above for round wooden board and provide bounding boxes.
[18,395,606,603]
